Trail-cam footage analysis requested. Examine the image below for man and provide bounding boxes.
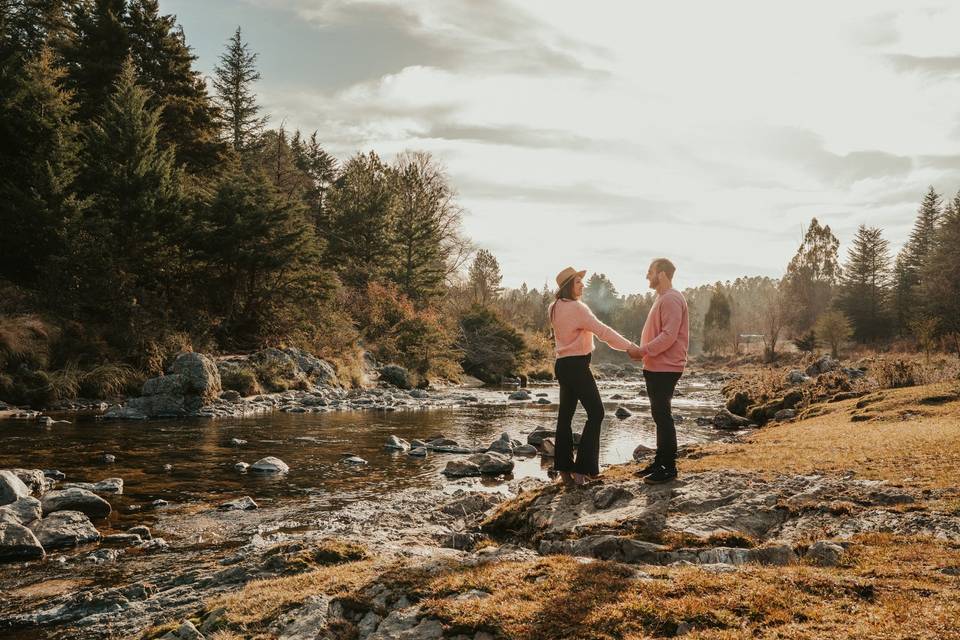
[627,258,689,484]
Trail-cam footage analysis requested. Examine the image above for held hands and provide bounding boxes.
[627,343,645,361]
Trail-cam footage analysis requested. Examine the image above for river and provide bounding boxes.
[0,373,727,638]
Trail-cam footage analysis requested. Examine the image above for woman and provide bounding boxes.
[549,267,641,486]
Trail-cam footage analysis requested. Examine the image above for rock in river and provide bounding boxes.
[41,487,112,519]
[63,477,123,496]
[0,470,31,506]
[30,510,101,549]
[0,496,42,525]
[443,452,514,477]
[250,457,290,474]
[384,435,411,451]
[615,406,632,419]
[0,522,45,562]
[218,496,258,511]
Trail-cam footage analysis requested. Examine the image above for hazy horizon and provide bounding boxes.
[159,0,960,294]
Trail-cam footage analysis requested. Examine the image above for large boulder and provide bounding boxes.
[41,487,112,519]
[10,469,51,496]
[0,470,31,506]
[30,510,101,549]
[120,352,223,418]
[141,374,185,396]
[0,522,45,562]
[379,365,412,390]
[282,347,338,386]
[171,351,222,403]
[0,496,42,525]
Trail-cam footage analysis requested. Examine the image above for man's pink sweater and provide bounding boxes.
[640,288,689,372]
[549,299,635,357]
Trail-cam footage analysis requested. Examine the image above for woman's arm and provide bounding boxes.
[576,302,636,352]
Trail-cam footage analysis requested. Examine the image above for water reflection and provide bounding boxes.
[0,379,723,532]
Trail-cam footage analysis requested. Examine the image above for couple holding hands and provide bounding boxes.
[548,258,689,486]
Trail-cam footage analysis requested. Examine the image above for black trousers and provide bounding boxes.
[643,370,683,467]
[554,354,604,475]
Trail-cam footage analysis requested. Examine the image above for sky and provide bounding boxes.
[161,0,960,294]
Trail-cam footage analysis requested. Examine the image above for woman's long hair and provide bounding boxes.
[550,277,578,326]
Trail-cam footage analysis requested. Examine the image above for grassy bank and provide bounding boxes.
[155,374,960,639]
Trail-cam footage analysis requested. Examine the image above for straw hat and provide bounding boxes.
[555,266,587,288]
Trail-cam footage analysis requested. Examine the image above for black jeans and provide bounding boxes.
[643,370,683,468]
[554,354,604,475]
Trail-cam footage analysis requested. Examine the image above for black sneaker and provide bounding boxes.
[643,464,678,484]
[636,461,661,477]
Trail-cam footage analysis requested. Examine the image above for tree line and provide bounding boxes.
[0,0,530,400]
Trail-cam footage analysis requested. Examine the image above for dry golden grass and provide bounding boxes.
[205,559,378,628]
[685,382,960,491]
[410,534,960,640]
[192,534,960,640]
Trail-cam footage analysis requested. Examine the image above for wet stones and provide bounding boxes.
[442,452,514,478]
[235,462,250,472]
[615,407,632,419]
[10,468,51,495]
[526,429,556,446]
[63,477,123,496]
[218,496,259,511]
[0,470,31,506]
[30,510,101,549]
[711,408,753,430]
[508,390,531,401]
[384,435,411,451]
[0,496,42,525]
[250,457,290,474]
[0,522,45,561]
[41,487,112,519]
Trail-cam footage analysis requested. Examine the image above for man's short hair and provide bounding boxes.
[650,258,676,279]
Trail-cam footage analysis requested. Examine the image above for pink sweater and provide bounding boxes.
[549,299,635,358]
[640,288,689,372]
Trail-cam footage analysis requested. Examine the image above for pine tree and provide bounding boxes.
[582,273,620,324]
[324,151,395,286]
[64,0,130,121]
[389,151,463,304]
[62,58,187,339]
[838,225,893,342]
[125,0,223,173]
[0,0,77,61]
[468,249,502,305]
[0,46,84,285]
[893,186,942,333]
[783,218,841,333]
[212,26,266,153]
[919,192,960,354]
[193,166,330,348]
[703,287,731,353]
[292,130,339,233]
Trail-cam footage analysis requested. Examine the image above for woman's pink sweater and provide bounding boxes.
[549,299,635,358]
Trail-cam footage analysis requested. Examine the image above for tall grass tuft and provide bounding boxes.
[80,363,145,399]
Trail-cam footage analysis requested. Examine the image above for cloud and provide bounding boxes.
[458,179,689,224]
[760,128,913,187]
[884,54,960,76]
[244,0,605,78]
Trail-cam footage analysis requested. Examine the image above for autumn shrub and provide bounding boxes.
[458,305,527,383]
